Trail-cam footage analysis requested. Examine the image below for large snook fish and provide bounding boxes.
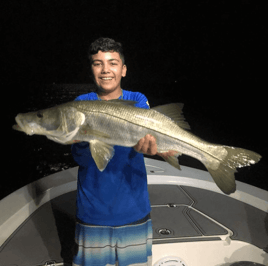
[13,100,261,194]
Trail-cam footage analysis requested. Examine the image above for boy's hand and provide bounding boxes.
[134,134,178,158]
[134,134,158,155]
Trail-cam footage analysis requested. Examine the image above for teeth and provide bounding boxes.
[101,77,112,80]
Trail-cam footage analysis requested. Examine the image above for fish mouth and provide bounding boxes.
[12,123,24,132]
[14,115,35,135]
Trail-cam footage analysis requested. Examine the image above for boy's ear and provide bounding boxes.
[122,64,127,77]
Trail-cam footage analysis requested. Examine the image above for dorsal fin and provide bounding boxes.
[152,103,191,130]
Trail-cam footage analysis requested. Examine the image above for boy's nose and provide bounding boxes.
[101,63,110,73]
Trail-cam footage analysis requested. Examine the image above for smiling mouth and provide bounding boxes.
[100,77,113,80]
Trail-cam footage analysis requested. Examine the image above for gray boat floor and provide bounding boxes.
[0,185,267,266]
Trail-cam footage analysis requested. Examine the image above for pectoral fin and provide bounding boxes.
[89,140,115,171]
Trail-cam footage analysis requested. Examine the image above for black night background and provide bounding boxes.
[1,1,267,199]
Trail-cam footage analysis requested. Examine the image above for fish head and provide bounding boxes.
[13,106,63,136]
[13,105,85,142]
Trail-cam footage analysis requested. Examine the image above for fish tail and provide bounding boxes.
[202,146,261,195]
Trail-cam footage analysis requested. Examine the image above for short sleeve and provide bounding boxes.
[133,92,150,109]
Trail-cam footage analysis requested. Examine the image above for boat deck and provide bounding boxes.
[0,159,267,265]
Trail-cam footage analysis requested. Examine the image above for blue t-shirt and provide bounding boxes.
[71,89,151,226]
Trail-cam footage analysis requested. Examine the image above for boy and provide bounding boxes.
[71,37,169,266]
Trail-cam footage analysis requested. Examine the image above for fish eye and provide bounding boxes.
[37,112,43,118]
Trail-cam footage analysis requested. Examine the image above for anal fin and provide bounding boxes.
[159,151,182,170]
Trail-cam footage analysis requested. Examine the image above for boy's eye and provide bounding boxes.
[92,61,119,67]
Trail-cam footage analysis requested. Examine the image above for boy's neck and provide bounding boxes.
[97,88,123,101]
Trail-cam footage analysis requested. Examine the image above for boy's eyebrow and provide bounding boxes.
[92,58,120,63]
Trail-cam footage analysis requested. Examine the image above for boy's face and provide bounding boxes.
[91,51,127,95]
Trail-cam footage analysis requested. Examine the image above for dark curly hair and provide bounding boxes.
[88,37,125,65]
